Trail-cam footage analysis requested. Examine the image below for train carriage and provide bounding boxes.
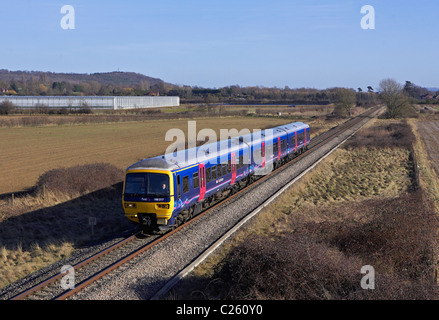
[123,121,310,231]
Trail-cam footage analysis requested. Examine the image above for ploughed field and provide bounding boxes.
[417,121,439,176]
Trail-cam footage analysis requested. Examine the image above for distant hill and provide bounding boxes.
[426,87,439,93]
[0,69,166,87]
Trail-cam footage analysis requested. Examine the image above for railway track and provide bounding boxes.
[5,106,381,300]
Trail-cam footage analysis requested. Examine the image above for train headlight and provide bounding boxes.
[156,204,170,209]
[124,203,137,209]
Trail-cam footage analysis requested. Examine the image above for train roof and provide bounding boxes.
[126,121,309,172]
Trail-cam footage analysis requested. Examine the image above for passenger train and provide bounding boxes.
[122,122,310,231]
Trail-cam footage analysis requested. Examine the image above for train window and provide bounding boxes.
[182,176,189,193]
[273,142,278,155]
[227,160,231,173]
[193,172,199,189]
[177,175,181,198]
[239,155,244,168]
[212,165,217,180]
[206,167,212,183]
[222,163,227,176]
[217,164,222,177]
[306,128,310,141]
[281,139,286,150]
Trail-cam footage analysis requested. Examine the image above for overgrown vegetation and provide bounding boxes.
[170,119,439,300]
[343,120,415,150]
[212,192,437,300]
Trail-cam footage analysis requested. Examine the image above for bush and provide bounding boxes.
[215,233,362,300]
[0,100,16,114]
[213,192,438,300]
[329,192,437,282]
[343,121,416,150]
[36,163,123,196]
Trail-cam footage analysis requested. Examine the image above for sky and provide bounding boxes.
[0,0,438,90]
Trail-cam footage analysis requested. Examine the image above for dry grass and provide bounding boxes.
[0,164,131,289]
[211,192,438,300]
[0,242,74,288]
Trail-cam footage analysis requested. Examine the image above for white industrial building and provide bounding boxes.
[0,96,180,110]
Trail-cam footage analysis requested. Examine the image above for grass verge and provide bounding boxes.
[0,164,131,289]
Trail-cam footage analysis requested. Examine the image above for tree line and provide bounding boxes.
[0,75,378,106]
[1,70,437,119]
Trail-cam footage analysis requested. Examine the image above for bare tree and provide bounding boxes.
[333,88,356,117]
[379,78,412,118]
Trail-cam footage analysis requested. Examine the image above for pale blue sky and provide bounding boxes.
[0,0,438,89]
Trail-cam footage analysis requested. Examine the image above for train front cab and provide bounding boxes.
[122,169,174,229]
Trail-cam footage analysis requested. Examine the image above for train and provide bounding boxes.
[122,121,310,231]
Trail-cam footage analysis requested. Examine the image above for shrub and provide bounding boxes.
[215,233,362,300]
[35,163,123,196]
[343,121,416,150]
[329,192,438,282]
[213,192,438,300]
[0,100,16,115]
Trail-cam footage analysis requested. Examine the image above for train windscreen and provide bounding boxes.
[124,173,170,197]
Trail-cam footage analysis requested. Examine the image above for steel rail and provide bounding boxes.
[9,232,140,300]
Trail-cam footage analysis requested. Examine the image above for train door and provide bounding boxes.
[198,163,206,201]
[175,174,181,202]
[295,131,298,151]
[231,152,236,184]
[261,141,266,168]
[277,137,281,160]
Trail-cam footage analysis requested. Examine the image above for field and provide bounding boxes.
[0,116,302,195]
[417,121,439,176]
